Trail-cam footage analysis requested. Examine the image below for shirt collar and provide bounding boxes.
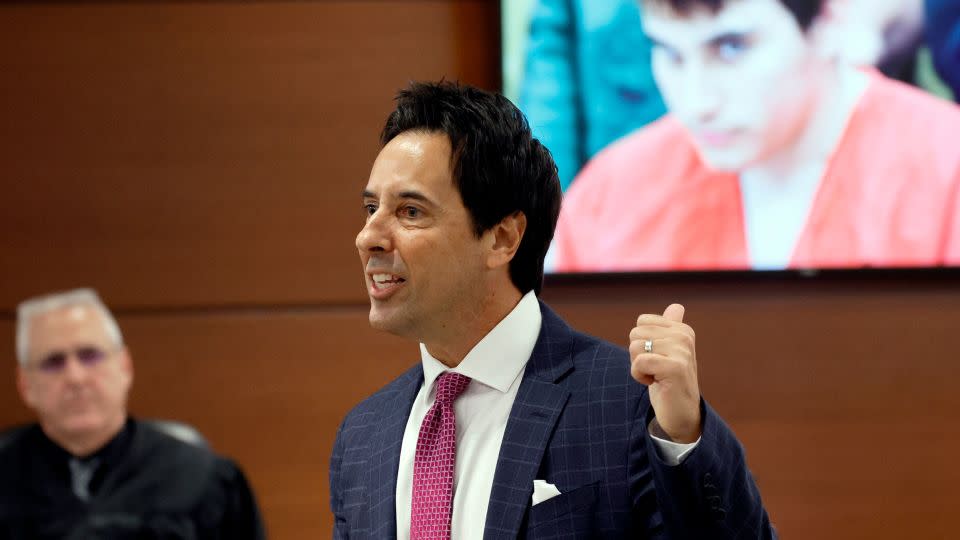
[420,291,542,394]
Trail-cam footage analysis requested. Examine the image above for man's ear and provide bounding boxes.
[119,346,134,390]
[16,365,35,409]
[486,212,527,270]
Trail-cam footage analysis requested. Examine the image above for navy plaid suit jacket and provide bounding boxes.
[330,302,775,539]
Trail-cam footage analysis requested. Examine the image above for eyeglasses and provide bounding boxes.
[32,346,110,373]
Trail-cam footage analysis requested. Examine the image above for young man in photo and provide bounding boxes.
[552,0,960,272]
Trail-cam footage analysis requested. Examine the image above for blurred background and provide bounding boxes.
[1,1,958,538]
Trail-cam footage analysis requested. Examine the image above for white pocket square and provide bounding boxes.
[531,479,562,506]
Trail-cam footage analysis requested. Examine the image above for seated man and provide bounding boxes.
[0,289,265,539]
[552,0,960,272]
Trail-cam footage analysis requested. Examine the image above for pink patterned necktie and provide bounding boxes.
[410,371,472,539]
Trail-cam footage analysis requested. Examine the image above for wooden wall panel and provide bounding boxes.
[0,0,496,310]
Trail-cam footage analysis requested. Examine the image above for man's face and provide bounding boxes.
[17,305,132,443]
[643,0,827,170]
[356,131,490,343]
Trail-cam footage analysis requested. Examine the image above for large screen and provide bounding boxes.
[503,0,960,273]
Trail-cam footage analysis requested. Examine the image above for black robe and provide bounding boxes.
[0,420,265,539]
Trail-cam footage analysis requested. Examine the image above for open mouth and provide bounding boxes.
[371,273,406,292]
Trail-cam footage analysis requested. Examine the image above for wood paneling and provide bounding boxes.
[0,0,496,310]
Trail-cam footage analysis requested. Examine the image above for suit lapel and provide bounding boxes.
[483,303,575,539]
[366,365,423,540]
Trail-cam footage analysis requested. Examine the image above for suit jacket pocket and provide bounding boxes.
[527,481,600,532]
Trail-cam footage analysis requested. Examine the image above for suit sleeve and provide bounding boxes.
[630,393,777,538]
[330,418,349,540]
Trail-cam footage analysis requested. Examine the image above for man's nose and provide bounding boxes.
[356,211,392,253]
[62,356,89,383]
[680,63,722,123]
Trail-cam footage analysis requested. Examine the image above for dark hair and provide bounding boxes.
[380,81,562,295]
[644,0,824,31]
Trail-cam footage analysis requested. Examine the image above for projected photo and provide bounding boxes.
[503,0,960,272]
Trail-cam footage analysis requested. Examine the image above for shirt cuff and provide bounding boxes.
[650,435,700,466]
[648,418,700,466]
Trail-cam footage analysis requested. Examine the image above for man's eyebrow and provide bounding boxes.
[397,190,434,205]
[647,28,754,51]
[362,189,436,205]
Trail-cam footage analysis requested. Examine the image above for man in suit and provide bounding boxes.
[330,81,774,538]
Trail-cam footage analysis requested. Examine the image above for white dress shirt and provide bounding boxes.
[395,292,698,539]
[739,162,825,270]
